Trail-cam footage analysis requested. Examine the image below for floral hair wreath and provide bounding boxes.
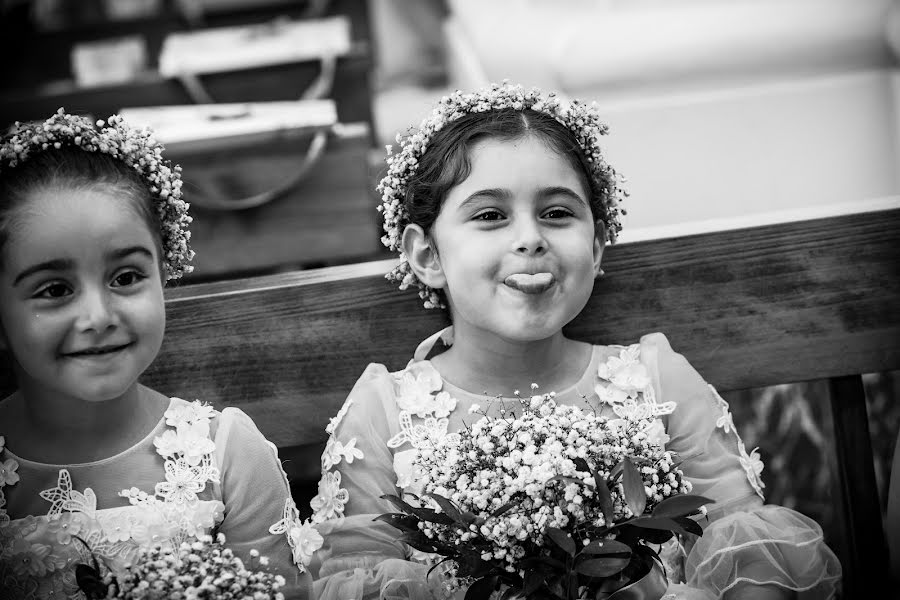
[377,82,627,309]
[0,108,194,281]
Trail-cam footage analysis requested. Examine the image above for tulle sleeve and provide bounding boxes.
[641,333,842,599]
[213,407,314,600]
[309,363,445,600]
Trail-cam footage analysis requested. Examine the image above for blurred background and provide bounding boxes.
[1,0,897,579]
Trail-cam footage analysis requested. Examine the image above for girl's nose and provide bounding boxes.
[75,287,117,333]
[514,218,548,256]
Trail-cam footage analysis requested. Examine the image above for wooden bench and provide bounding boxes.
[1,208,896,596]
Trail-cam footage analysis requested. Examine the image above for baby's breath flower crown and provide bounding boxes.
[377,82,627,309]
[0,108,194,280]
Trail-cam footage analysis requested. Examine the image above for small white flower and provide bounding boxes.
[310,471,349,522]
[288,520,324,567]
[0,458,20,486]
[164,400,216,427]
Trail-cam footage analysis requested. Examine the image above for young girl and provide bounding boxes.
[303,84,842,599]
[0,110,314,599]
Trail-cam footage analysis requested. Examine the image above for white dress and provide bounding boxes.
[307,329,842,600]
[0,397,312,600]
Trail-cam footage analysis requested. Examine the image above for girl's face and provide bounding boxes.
[0,186,165,403]
[427,135,603,343]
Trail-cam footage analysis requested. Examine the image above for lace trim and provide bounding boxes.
[709,385,766,500]
[268,497,322,572]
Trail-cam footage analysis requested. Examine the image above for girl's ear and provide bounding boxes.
[402,224,446,290]
[593,221,607,276]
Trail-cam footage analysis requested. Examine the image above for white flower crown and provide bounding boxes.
[377,82,627,309]
[0,108,194,281]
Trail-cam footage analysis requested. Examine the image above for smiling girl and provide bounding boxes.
[0,110,312,599]
[301,84,842,600]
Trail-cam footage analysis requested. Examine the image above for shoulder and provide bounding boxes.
[637,331,695,375]
[326,362,402,438]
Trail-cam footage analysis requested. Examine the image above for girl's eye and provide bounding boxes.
[543,207,575,219]
[112,270,146,287]
[474,210,505,222]
[35,283,72,299]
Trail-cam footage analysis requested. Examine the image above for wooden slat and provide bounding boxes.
[828,374,888,596]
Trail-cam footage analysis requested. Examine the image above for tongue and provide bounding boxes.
[504,273,554,293]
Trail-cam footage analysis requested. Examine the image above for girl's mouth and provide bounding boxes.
[504,273,555,294]
[65,343,132,357]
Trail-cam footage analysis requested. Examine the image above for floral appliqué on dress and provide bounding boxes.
[0,399,224,600]
[709,385,766,500]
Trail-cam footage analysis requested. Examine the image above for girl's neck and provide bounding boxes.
[430,326,593,397]
[0,383,170,464]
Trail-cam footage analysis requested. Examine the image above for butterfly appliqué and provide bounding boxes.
[387,411,450,450]
[39,469,98,518]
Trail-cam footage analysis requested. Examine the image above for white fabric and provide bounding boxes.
[309,330,842,600]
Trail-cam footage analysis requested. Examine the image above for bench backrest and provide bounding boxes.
[2,208,897,596]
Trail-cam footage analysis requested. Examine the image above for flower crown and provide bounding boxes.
[377,82,627,309]
[0,108,193,280]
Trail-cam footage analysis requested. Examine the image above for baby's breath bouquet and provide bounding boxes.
[379,391,712,600]
[75,533,286,600]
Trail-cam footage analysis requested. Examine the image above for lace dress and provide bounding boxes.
[304,328,842,600]
[0,397,312,600]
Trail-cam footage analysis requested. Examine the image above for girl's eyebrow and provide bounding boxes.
[109,246,155,261]
[458,188,510,210]
[13,259,73,286]
[538,186,588,206]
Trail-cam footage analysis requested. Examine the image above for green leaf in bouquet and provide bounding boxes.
[546,527,577,557]
[628,516,690,537]
[592,470,615,526]
[650,494,714,519]
[548,475,586,487]
[381,493,456,525]
[519,555,567,572]
[579,538,632,557]
[455,549,500,579]
[373,512,421,533]
[546,574,570,600]
[460,510,486,527]
[396,531,441,554]
[490,499,521,518]
[73,535,110,600]
[608,461,625,483]
[567,570,580,600]
[465,575,498,600]
[621,458,647,518]
[427,556,455,581]
[673,516,704,537]
[617,523,674,545]
[573,457,591,473]
[75,563,108,600]
[524,569,545,595]
[574,556,631,578]
[427,493,465,524]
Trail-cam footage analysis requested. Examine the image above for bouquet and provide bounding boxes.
[75,533,286,599]
[379,391,712,600]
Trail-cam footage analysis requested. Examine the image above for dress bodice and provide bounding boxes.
[309,328,765,525]
[0,398,224,600]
